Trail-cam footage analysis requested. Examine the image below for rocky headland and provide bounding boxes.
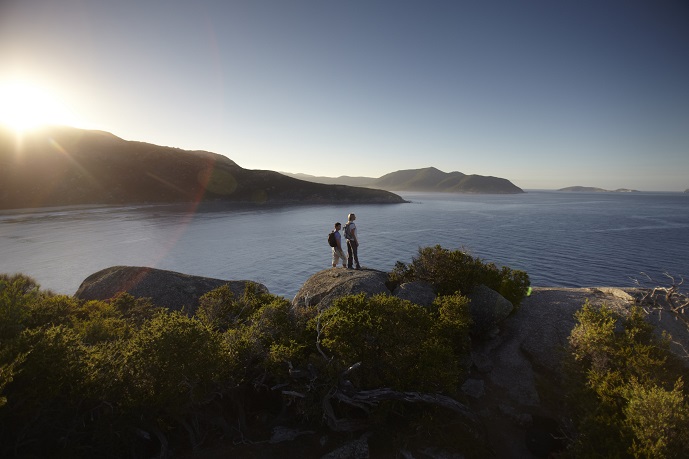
[0,125,406,210]
[282,167,525,194]
[73,265,689,458]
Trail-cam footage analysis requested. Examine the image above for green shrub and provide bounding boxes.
[23,294,77,329]
[118,311,227,413]
[390,245,530,306]
[432,293,473,357]
[221,290,314,385]
[624,378,689,458]
[565,301,689,457]
[0,274,482,456]
[0,273,41,341]
[315,293,469,393]
[0,325,90,456]
[108,292,161,325]
[74,313,131,344]
[0,355,24,409]
[197,283,275,332]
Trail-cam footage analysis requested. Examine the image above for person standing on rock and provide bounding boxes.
[331,222,347,268]
[344,213,361,270]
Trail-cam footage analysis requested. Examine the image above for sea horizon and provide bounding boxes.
[1,190,687,298]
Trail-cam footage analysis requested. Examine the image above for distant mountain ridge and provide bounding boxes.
[0,126,405,210]
[558,186,640,193]
[282,173,374,187]
[282,167,524,194]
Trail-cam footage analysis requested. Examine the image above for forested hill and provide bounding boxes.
[0,126,405,210]
[372,167,524,193]
[282,167,524,194]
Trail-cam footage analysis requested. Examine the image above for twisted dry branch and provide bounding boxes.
[633,272,689,328]
[323,387,478,431]
[321,361,478,432]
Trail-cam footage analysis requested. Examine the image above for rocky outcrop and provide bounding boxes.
[292,279,688,457]
[292,271,517,335]
[75,266,268,314]
[70,265,689,457]
[466,284,515,337]
[392,281,436,307]
[292,268,391,309]
[465,287,648,458]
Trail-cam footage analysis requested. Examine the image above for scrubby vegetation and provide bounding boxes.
[8,249,686,458]
[564,301,689,458]
[390,244,531,306]
[0,270,483,457]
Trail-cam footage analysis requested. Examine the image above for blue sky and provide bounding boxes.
[1,0,688,191]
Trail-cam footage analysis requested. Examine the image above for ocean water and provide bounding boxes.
[1,191,687,299]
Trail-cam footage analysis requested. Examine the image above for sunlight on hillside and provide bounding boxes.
[0,80,81,133]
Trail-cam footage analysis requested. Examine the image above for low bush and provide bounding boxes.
[0,269,483,457]
[565,301,689,458]
[0,273,41,341]
[315,293,471,394]
[390,245,530,307]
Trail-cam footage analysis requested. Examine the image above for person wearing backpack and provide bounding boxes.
[330,222,347,268]
[344,213,361,270]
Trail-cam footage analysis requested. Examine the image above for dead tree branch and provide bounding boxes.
[315,309,332,362]
[321,361,478,432]
[633,272,689,329]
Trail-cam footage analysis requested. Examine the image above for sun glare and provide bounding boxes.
[0,80,80,132]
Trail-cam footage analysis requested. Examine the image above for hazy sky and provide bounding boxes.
[1,0,688,191]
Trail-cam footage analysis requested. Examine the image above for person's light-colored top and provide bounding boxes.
[347,221,357,242]
[334,230,343,249]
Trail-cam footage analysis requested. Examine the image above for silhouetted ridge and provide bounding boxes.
[0,126,405,209]
[281,167,523,194]
[372,167,523,193]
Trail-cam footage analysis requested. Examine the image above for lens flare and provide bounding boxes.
[0,80,80,132]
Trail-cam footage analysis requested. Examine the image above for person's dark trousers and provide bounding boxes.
[347,240,360,269]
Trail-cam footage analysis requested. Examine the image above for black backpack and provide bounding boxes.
[327,231,337,247]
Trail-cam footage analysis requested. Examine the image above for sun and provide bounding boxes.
[0,80,80,132]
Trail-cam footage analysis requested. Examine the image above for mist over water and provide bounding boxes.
[1,191,687,299]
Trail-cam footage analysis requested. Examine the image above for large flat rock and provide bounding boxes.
[468,286,689,458]
[292,268,391,309]
[75,266,268,313]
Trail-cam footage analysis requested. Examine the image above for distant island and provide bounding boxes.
[0,126,405,210]
[282,166,524,194]
[558,186,640,193]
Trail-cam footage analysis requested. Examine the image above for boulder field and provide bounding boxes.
[74,266,688,458]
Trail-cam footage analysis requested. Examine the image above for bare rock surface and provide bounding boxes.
[292,268,390,309]
[75,266,268,313]
[392,281,436,307]
[468,287,650,458]
[466,284,514,337]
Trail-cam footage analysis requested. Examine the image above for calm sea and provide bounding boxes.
[1,191,687,298]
